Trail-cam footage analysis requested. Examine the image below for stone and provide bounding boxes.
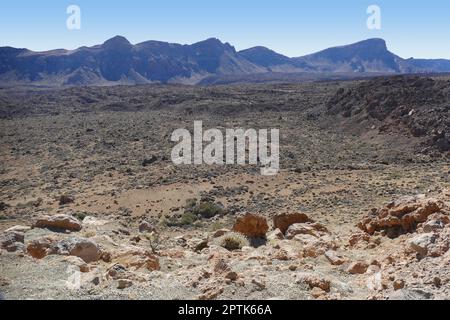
[0,231,25,252]
[293,234,337,258]
[197,286,224,300]
[347,261,369,274]
[5,225,31,233]
[324,250,345,265]
[285,223,326,239]
[348,232,371,247]
[187,238,209,252]
[138,221,156,233]
[64,256,90,272]
[251,278,266,290]
[82,216,110,227]
[358,196,448,237]
[232,213,268,238]
[212,228,230,238]
[311,287,328,299]
[393,279,405,290]
[53,237,101,263]
[34,214,82,232]
[389,288,434,300]
[213,259,231,274]
[112,245,160,271]
[27,237,55,259]
[273,212,311,234]
[422,219,445,233]
[267,228,284,241]
[224,271,238,281]
[296,272,331,292]
[59,195,74,206]
[408,233,436,257]
[117,279,133,289]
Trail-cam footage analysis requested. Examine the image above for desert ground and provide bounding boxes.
[0,76,449,300]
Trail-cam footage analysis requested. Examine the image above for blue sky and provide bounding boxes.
[1,0,449,58]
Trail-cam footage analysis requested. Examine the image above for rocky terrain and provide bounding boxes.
[327,76,450,153]
[0,75,449,300]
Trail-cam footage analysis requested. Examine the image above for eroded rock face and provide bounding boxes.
[232,213,268,238]
[273,213,311,234]
[358,195,449,238]
[34,214,82,232]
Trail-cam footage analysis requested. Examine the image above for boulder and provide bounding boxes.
[187,237,209,252]
[324,250,346,266]
[64,256,90,273]
[212,228,230,238]
[52,237,102,263]
[0,231,25,252]
[82,216,110,227]
[389,288,434,300]
[27,237,56,259]
[34,214,82,232]
[267,228,284,241]
[347,261,369,274]
[138,221,156,233]
[232,213,268,238]
[296,272,331,292]
[285,222,327,239]
[112,245,160,271]
[348,232,371,247]
[292,234,338,258]
[5,225,31,233]
[408,233,436,257]
[273,212,311,234]
[358,196,449,237]
[117,279,133,290]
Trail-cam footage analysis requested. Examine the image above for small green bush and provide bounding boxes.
[192,202,224,218]
[72,212,87,221]
[165,212,198,227]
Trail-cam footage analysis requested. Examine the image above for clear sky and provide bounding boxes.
[1,0,449,59]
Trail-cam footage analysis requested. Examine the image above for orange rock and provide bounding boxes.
[27,237,55,259]
[232,213,268,238]
[358,195,448,237]
[296,272,331,292]
[34,214,82,232]
[273,212,311,234]
[112,245,160,271]
[347,261,369,274]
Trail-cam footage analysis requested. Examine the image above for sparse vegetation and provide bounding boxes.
[191,202,225,218]
[216,232,250,251]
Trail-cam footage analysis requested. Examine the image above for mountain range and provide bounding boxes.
[1,36,450,86]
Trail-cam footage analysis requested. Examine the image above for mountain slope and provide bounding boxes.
[293,39,403,73]
[1,37,449,86]
[0,36,265,86]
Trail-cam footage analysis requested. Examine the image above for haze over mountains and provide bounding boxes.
[1,36,450,86]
